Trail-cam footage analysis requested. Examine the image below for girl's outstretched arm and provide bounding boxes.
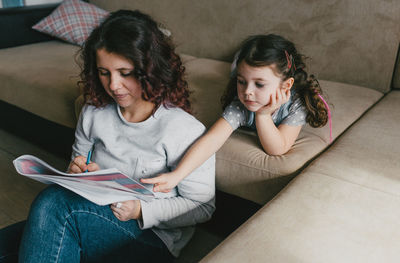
[141,117,233,192]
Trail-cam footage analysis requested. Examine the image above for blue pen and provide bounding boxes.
[85,150,92,173]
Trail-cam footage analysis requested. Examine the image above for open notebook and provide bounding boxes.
[13,155,154,205]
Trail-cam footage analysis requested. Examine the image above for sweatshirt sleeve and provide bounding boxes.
[138,121,216,230]
[71,104,95,160]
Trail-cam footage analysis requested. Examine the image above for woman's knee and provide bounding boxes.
[28,185,74,224]
[32,185,69,208]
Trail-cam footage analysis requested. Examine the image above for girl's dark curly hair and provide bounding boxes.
[78,9,191,114]
[222,34,328,128]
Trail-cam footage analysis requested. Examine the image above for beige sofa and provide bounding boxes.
[202,91,400,263]
[0,0,399,262]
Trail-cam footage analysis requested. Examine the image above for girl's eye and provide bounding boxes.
[255,82,265,88]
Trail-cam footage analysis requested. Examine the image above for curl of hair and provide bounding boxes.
[222,34,328,127]
[78,10,191,114]
[293,72,328,128]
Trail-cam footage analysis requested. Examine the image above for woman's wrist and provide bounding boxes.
[133,200,142,220]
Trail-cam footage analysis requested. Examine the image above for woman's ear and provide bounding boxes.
[282,77,294,90]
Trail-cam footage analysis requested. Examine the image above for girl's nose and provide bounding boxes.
[244,85,254,95]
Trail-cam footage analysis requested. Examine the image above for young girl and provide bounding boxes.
[141,34,329,192]
[15,10,215,262]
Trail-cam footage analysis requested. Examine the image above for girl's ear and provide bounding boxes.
[282,77,294,90]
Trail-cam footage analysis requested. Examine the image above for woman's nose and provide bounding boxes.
[109,75,121,91]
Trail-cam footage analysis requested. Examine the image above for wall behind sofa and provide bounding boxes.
[91,0,400,93]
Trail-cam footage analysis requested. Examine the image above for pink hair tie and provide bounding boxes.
[284,50,296,71]
[317,94,332,143]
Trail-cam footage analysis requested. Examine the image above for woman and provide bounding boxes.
[16,10,215,262]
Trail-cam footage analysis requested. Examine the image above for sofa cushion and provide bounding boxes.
[215,80,383,204]
[298,91,400,194]
[202,91,400,262]
[32,0,108,46]
[183,57,231,128]
[0,41,81,128]
[202,171,400,263]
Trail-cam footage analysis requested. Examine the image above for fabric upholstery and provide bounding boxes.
[202,91,400,263]
[32,0,108,46]
[90,0,400,93]
[393,50,400,89]
[299,91,400,194]
[184,58,231,128]
[0,41,81,128]
[202,171,400,263]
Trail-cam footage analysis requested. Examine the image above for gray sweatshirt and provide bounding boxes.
[72,103,215,257]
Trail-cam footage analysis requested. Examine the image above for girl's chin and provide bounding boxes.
[243,104,261,112]
[239,98,264,112]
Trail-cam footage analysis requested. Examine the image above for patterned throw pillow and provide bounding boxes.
[32,0,109,46]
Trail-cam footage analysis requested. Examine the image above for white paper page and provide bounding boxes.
[13,155,155,204]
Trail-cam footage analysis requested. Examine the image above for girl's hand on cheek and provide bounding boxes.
[111,200,142,221]
[257,88,290,116]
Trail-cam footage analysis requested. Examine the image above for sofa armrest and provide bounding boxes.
[0,4,59,49]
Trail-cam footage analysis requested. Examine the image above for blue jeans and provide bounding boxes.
[14,185,172,263]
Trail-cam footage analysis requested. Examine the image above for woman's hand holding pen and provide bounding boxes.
[67,156,100,174]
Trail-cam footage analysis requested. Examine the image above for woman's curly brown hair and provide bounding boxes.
[78,10,191,114]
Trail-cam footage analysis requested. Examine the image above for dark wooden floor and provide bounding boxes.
[0,129,68,228]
